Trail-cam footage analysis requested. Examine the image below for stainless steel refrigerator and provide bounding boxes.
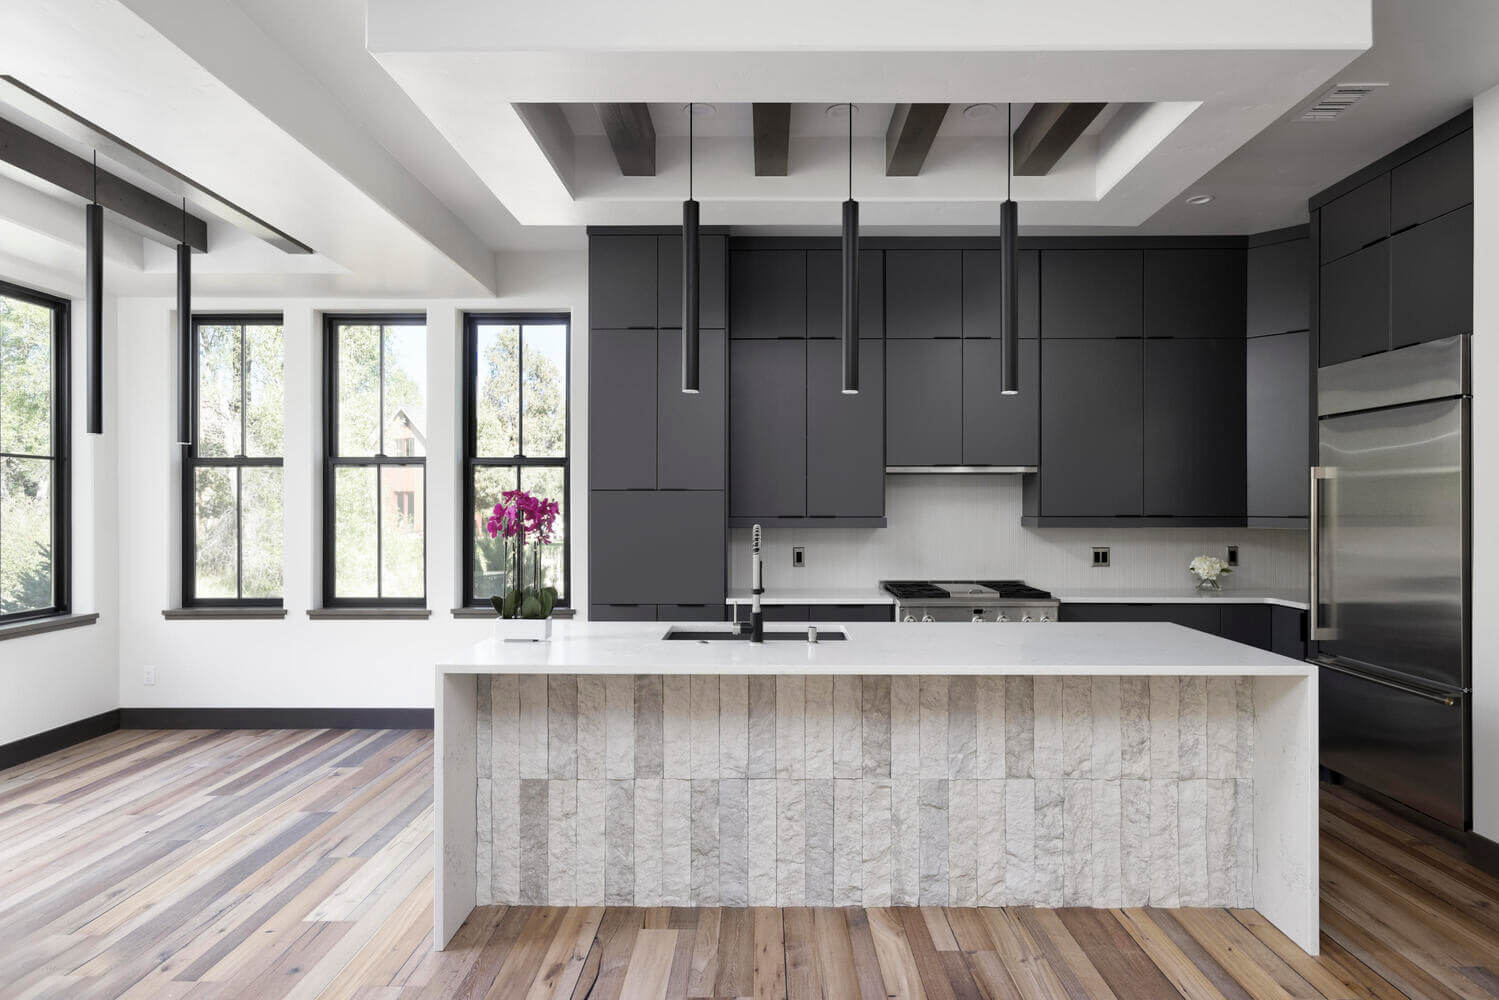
[1312,334,1471,830]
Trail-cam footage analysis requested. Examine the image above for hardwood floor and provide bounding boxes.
[0,729,1496,999]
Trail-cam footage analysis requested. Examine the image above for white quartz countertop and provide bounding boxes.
[1052,588,1310,610]
[725,588,894,606]
[438,621,1313,676]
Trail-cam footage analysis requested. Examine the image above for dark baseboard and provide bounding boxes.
[117,707,434,730]
[1324,771,1499,880]
[0,709,122,772]
[1469,831,1499,880]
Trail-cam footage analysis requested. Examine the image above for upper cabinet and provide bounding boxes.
[963,250,1038,339]
[1391,130,1473,232]
[961,339,1040,466]
[657,329,726,490]
[657,234,726,329]
[1319,175,1390,263]
[588,329,658,490]
[1035,339,1144,517]
[1391,204,1473,349]
[1040,250,1143,339]
[885,250,962,338]
[1319,243,1390,365]
[1247,330,1311,521]
[1247,236,1310,337]
[807,249,884,339]
[1144,248,1246,339]
[807,340,885,517]
[730,250,807,338]
[589,234,658,329]
[1142,338,1245,517]
[885,339,963,465]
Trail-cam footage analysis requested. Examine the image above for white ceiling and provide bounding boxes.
[0,0,1494,296]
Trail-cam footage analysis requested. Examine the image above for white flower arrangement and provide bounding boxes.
[1188,555,1231,590]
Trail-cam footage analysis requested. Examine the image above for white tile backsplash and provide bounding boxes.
[730,476,1306,595]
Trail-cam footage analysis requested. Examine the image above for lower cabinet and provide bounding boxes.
[590,604,657,622]
[589,490,725,605]
[734,604,894,623]
[590,604,727,622]
[1060,602,1307,659]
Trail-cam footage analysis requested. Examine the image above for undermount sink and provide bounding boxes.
[661,626,848,642]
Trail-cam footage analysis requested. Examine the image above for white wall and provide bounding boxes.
[732,476,1308,595]
[112,250,587,710]
[0,269,120,745]
[1472,86,1499,842]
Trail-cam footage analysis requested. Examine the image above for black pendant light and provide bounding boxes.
[841,103,859,395]
[681,102,700,394]
[85,151,103,435]
[999,103,1020,395]
[176,197,193,445]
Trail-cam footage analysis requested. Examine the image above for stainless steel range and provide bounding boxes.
[882,580,1059,623]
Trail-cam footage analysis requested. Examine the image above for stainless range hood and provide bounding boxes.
[885,465,1037,474]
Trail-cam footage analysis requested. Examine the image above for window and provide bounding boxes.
[183,316,284,606]
[463,314,569,608]
[0,281,69,623]
[324,315,427,607]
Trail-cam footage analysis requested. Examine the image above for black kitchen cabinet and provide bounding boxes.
[1319,243,1390,366]
[1319,174,1390,263]
[1390,204,1473,349]
[730,250,806,338]
[1391,130,1473,233]
[729,339,807,517]
[1219,605,1270,649]
[885,338,963,466]
[961,338,1039,466]
[1270,605,1307,659]
[807,249,884,339]
[1059,603,1221,634]
[1247,237,1310,337]
[590,604,656,622]
[1063,601,1307,656]
[1039,339,1143,516]
[590,490,724,604]
[807,340,885,517]
[657,329,726,490]
[740,604,894,623]
[885,250,962,338]
[1246,330,1311,520]
[659,604,727,622]
[657,233,726,329]
[1143,338,1246,518]
[1040,251,1143,339]
[588,330,658,490]
[1145,248,1246,339]
[963,249,1039,339]
[589,235,658,329]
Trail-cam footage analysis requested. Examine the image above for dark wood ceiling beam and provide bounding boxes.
[752,103,790,176]
[595,103,656,176]
[884,103,949,176]
[0,114,208,251]
[1012,102,1106,176]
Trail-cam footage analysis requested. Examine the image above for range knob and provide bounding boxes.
[996,613,1009,623]
[1039,614,1051,623]
[1021,614,1034,623]
[921,615,935,623]
[903,615,916,623]
[971,614,985,623]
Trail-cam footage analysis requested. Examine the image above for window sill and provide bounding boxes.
[0,612,101,642]
[306,608,432,621]
[451,607,575,620]
[163,607,288,621]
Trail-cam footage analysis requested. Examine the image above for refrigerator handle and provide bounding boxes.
[1309,466,1336,642]
[1312,657,1459,706]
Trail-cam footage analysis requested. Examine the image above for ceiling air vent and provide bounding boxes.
[1296,82,1387,122]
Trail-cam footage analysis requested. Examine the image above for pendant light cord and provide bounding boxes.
[1007,103,1013,201]
[847,103,853,199]
[688,103,694,200]
[92,150,97,203]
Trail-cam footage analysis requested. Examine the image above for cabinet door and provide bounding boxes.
[1144,248,1246,339]
[1039,339,1143,516]
[807,249,884,339]
[590,604,657,622]
[658,234,726,329]
[729,250,806,338]
[658,329,726,490]
[962,249,1039,339]
[590,490,724,604]
[885,250,962,338]
[1143,338,1246,518]
[1391,130,1472,232]
[1219,605,1272,650]
[588,330,657,490]
[961,338,1039,466]
[1247,331,1311,518]
[1040,251,1143,339]
[1319,242,1390,366]
[1247,237,1310,337]
[1059,603,1220,633]
[1391,204,1473,349]
[1270,606,1307,660]
[729,339,807,517]
[1319,174,1390,263]
[589,234,658,329]
[807,340,885,517]
[659,604,726,622]
[885,339,963,466]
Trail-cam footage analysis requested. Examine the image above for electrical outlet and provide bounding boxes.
[143,665,157,687]
[1227,545,1239,567]
[792,546,805,568]
[1091,546,1111,568]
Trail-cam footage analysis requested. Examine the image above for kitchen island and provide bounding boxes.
[435,621,1317,953]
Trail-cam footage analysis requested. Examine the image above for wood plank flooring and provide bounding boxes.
[0,728,1496,999]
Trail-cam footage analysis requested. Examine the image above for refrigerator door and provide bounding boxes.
[1316,396,1467,690]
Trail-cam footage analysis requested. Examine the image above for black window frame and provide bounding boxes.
[0,279,70,625]
[323,313,428,609]
[181,313,285,608]
[462,312,571,609]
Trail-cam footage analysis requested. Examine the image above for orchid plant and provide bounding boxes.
[485,489,560,620]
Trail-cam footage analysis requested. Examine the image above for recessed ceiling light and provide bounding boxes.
[824,103,859,118]
[962,103,999,119]
[681,103,716,117]
[1185,194,1214,206]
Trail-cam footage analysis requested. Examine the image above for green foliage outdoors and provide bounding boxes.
[1,294,56,615]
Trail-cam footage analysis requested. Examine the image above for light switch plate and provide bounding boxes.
[143,665,157,686]
[792,547,805,568]
[1091,546,1111,568]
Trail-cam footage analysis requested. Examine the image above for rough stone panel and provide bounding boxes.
[747,676,777,779]
[577,676,607,779]
[1120,677,1151,780]
[947,779,979,906]
[689,778,719,905]
[1005,677,1035,779]
[604,675,633,779]
[747,778,778,906]
[776,676,806,780]
[861,778,893,907]
[1178,676,1208,780]
[1178,778,1209,907]
[1090,676,1122,780]
[690,676,720,779]
[576,778,606,906]
[834,675,863,779]
[519,675,548,779]
[805,676,835,779]
[804,778,835,905]
[548,676,578,779]
[634,778,663,907]
[1033,678,1064,779]
[976,677,1006,778]
[777,779,806,906]
[891,777,920,906]
[603,778,633,905]
[1062,677,1093,779]
[919,778,950,905]
[661,778,691,906]
[1149,779,1180,907]
[1091,778,1123,908]
[518,778,548,904]
[890,677,921,779]
[663,675,692,779]
[1149,677,1180,779]
[719,778,748,906]
[1034,778,1065,906]
[547,780,577,904]
[720,675,749,780]
[633,675,663,778]
[861,676,891,778]
[1062,778,1093,906]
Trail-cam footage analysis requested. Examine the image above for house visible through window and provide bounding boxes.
[463,314,569,608]
[183,316,285,606]
[0,281,69,623]
[324,315,427,606]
